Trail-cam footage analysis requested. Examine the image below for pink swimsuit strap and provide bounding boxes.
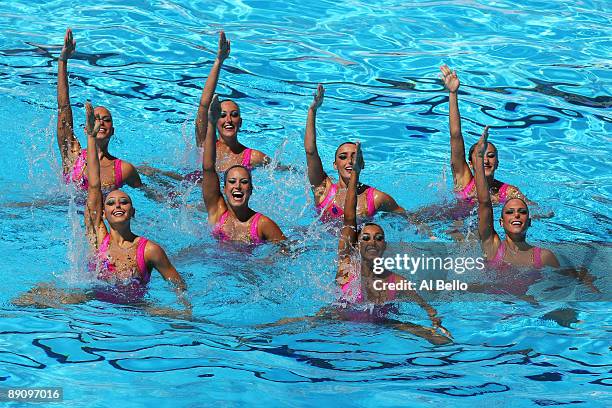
[315,184,344,217]
[316,184,377,218]
[490,241,543,269]
[114,158,124,189]
[456,177,476,201]
[249,213,263,244]
[366,187,376,217]
[241,148,253,170]
[212,210,264,244]
[65,149,123,190]
[212,211,231,242]
[457,178,510,204]
[98,234,150,282]
[498,183,509,204]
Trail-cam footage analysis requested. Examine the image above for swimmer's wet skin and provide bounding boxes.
[56,28,141,193]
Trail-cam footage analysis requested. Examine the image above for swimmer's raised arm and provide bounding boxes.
[196,31,230,147]
[440,65,471,189]
[305,84,328,189]
[201,95,226,223]
[336,142,362,283]
[84,102,106,249]
[473,126,500,256]
[57,28,81,172]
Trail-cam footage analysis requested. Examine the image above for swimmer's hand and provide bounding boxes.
[440,64,459,93]
[217,31,230,62]
[208,94,222,124]
[84,101,101,137]
[473,125,490,161]
[431,317,453,339]
[59,28,76,61]
[309,84,325,111]
[353,142,365,174]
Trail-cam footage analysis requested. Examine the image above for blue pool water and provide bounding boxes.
[1,0,610,406]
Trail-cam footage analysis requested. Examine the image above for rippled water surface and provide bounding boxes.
[0,0,610,407]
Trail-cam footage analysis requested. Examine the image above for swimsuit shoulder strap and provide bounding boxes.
[533,246,543,269]
[316,183,338,210]
[136,237,150,282]
[250,213,263,244]
[114,158,123,188]
[491,241,506,266]
[99,234,111,254]
[214,210,229,230]
[241,148,253,170]
[457,177,475,200]
[498,183,510,203]
[366,187,376,217]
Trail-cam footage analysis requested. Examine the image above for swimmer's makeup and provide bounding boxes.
[105,197,131,207]
[220,110,240,118]
[504,208,528,215]
[361,233,385,242]
[95,115,113,123]
[226,177,250,186]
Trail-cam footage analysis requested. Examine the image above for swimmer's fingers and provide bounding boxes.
[354,141,365,173]
[437,324,453,339]
[84,101,101,136]
[473,125,490,159]
[217,31,230,61]
[439,65,459,92]
[208,94,221,123]
[310,84,325,110]
[60,28,76,60]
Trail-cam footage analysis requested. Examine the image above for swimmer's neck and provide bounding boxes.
[360,259,388,280]
[226,204,256,222]
[217,136,246,153]
[108,224,138,246]
[503,236,531,252]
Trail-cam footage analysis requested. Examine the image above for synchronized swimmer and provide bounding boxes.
[57,29,142,193]
[13,28,598,341]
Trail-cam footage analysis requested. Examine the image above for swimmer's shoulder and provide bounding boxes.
[120,159,142,187]
[539,247,560,268]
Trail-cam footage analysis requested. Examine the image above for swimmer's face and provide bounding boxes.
[94,106,114,141]
[359,224,386,260]
[333,143,357,180]
[500,198,530,235]
[470,142,498,177]
[224,166,252,207]
[217,101,242,140]
[103,190,134,223]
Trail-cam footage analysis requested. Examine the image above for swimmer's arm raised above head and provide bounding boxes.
[196,31,230,148]
[57,28,81,172]
[305,84,328,189]
[201,95,226,223]
[83,102,106,249]
[440,65,471,189]
[336,143,362,284]
[473,126,501,256]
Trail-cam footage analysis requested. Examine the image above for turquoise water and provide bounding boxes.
[1,0,611,406]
